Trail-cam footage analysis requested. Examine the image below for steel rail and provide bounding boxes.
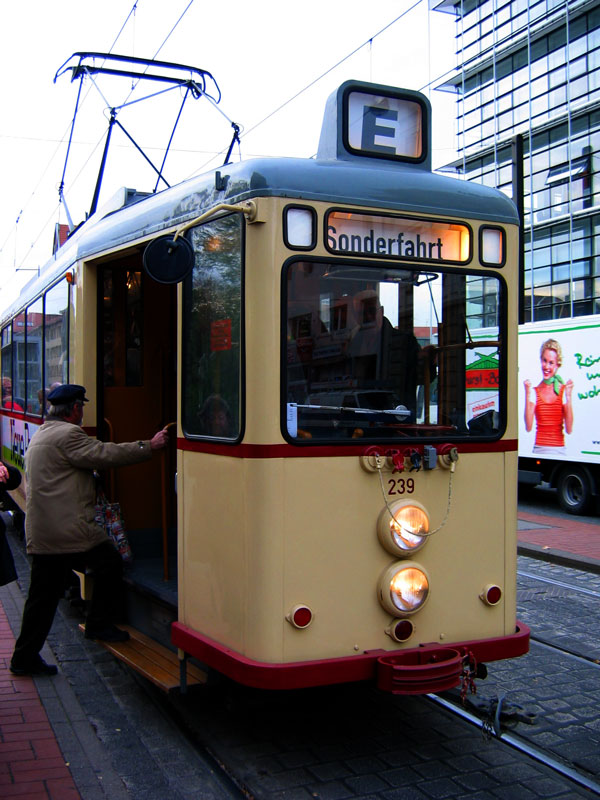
[427,693,600,795]
[529,635,600,669]
[518,569,600,599]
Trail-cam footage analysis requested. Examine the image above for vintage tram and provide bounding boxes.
[0,80,529,694]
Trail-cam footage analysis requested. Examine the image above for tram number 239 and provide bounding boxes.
[388,478,415,495]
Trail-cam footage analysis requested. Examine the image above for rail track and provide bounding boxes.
[139,562,600,800]
[426,685,600,796]
[518,568,600,600]
[424,562,600,794]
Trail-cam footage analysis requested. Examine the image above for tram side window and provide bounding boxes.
[44,281,70,401]
[11,312,27,411]
[0,280,70,416]
[1,325,20,411]
[26,298,43,414]
[284,261,504,442]
[182,214,242,439]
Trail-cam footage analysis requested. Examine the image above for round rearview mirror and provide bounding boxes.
[143,235,194,284]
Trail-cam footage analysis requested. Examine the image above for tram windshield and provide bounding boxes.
[284,260,504,442]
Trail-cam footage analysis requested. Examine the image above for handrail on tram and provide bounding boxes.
[103,418,116,500]
[160,422,177,582]
[172,200,259,240]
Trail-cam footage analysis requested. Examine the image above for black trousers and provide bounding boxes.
[12,540,124,668]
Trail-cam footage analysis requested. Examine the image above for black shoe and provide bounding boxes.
[10,657,58,676]
[85,624,130,643]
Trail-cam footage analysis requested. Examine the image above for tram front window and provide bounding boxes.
[284,261,504,442]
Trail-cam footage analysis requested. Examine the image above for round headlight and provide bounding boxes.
[377,502,429,556]
[378,562,430,616]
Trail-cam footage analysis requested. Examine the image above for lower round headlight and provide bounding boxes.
[378,562,430,617]
[377,501,428,557]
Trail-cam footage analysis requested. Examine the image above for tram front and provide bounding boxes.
[172,81,529,693]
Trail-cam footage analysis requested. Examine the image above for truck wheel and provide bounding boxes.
[556,466,593,515]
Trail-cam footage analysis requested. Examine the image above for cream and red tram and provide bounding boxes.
[0,81,529,694]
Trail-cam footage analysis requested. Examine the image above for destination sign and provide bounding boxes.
[346,90,424,160]
[326,212,471,263]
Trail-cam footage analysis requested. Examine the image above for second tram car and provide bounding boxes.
[0,81,529,694]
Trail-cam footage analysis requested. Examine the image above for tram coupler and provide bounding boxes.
[376,647,464,695]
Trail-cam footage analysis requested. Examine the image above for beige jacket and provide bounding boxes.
[25,418,153,554]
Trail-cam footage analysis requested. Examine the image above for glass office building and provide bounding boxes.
[435,0,600,321]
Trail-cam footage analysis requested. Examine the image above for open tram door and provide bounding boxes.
[97,259,178,638]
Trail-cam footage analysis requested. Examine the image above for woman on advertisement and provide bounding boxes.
[524,338,574,454]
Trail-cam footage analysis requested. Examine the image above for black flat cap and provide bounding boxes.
[47,384,89,405]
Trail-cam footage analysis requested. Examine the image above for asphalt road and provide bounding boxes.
[518,483,599,525]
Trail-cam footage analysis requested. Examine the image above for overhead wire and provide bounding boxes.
[1,1,141,276]
[119,0,195,105]
[242,0,423,141]
[187,0,450,178]
[5,0,455,277]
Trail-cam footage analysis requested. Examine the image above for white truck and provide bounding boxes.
[518,315,600,514]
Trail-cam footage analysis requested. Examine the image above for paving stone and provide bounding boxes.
[381,788,430,800]
[278,750,320,769]
[309,780,355,800]
[490,784,538,799]
[379,766,422,787]
[269,788,315,800]
[308,762,354,782]
[453,769,499,792]
[417,776,462,798]
[347,756,389,775]
[412,760,455,780]
[343,774,390,795]
[4,521,599,800]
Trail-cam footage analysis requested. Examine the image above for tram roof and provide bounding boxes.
[2,155,518,322]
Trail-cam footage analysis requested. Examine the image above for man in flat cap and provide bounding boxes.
[10,384,169,676]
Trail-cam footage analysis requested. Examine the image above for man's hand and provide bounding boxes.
[150,428,170,450]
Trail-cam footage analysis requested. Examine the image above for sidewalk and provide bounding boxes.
[518,508,600,573]
[0,598,80,800]
[0,574,132,800]
[0,518,234,800]
[1,508,598,799]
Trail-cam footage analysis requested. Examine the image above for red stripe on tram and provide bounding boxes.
[177,438,518,458]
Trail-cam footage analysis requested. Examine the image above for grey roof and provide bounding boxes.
[1,154,518,322]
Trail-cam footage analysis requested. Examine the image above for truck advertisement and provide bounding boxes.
[518,315,600,513]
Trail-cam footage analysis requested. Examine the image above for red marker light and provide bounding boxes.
[288,605,313,629]
[480,584,502,606]
[393,619,414,641]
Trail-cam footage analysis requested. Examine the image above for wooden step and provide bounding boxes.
[79,624,207,692]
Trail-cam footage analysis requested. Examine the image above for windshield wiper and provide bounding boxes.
[290,403,410,419]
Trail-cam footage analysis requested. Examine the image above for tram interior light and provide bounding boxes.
[205,235,223,252]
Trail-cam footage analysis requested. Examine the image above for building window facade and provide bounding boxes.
[437,0,600,322]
